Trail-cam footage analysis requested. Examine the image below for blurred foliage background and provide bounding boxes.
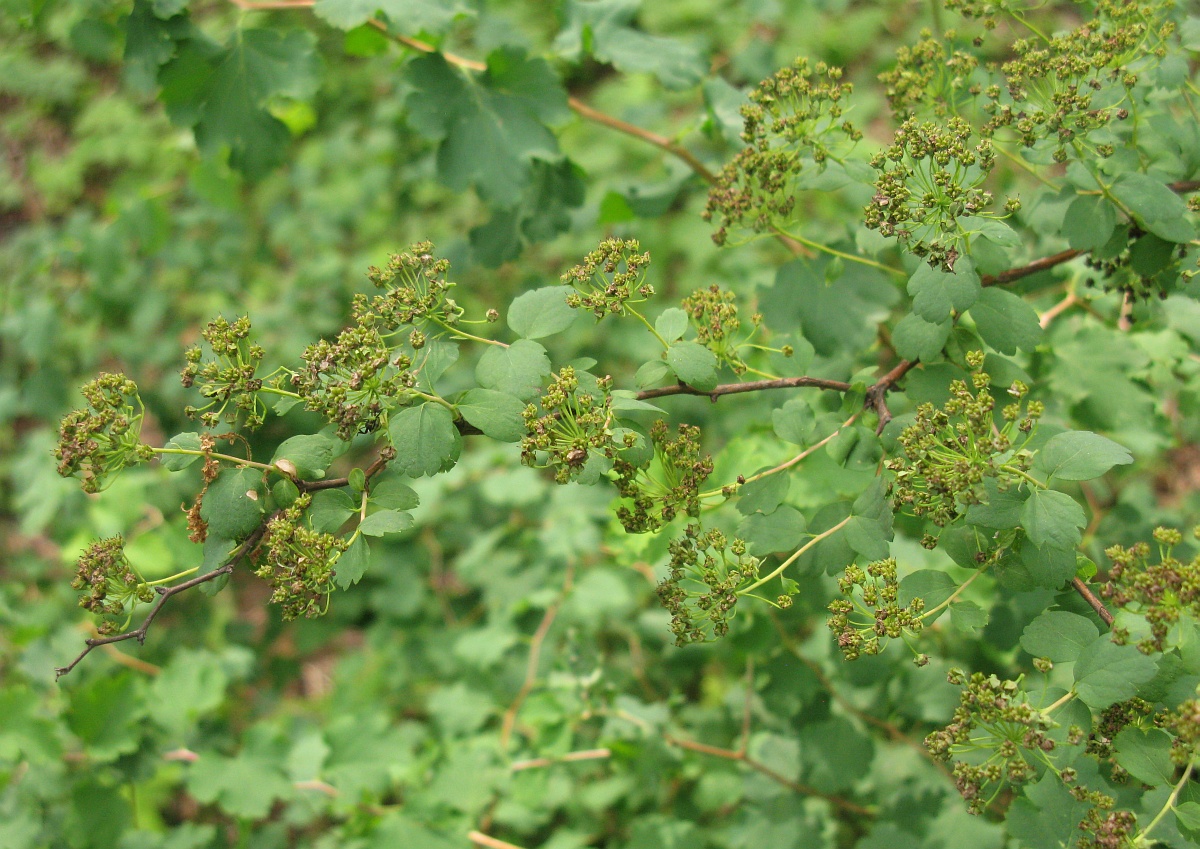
[4,0,1200,847]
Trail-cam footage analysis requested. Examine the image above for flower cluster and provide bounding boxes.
[255,495,349,620]
[1101,526,1200,653]
[354,241,461,329]
[181,316,267,429]
[886,353,1043,527]
[879,31,980,118]
[1086,698,1154,773]
[656,524,760,646]
[704,59,861,246]
[614,421,714,534]
[55,373,154,493]
[681,285,762,374]
[925,669,1059,815]
[942,0,1025,29]
[1083,236,1190,302]
[292,324,416,440]
[863,117,1012,271]
[562,238,653,320]
[827,558,925,661]
[521,367,622,484]
[1162,698,1200,767]
[70,536,153,635]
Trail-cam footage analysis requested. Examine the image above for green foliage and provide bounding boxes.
[6,0,1200,848]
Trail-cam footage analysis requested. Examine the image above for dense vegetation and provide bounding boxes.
[4,0,1200,847]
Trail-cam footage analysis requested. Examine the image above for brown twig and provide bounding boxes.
[499,564,576,749]
[1039,292,1080,329]
[981,248,1082,288]
[468,831,528,849]
[1072,577,1115,627]
[509,748,611,771]
[636,375,852,402]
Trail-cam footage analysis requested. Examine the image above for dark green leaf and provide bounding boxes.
[200,467,264,540]
[272,478,299,508]
[1175,802,1200,831]
[1110,173,1196,243]
[66,673,145,762]
[161,432,202,470]
[308,488,357,533]
[950,600,988,636]
[1020,611,1099,662]
[1113,728,1174,787]
[635,359,672,388]
[1061,194,1118,251]
[965,479,1028,529]
[507,285,577,339]
[968,287,1042,355]
[369,477,420,510]
[908,258,980,323]
[1021,489,1085,550]
[387,403,461,477]
[1034,431,1133,482]
[476,339,551,401]
[456,389,525,442]
[844,515,890,561]
[899,570,958,621]
[892,312,952,362]
[270,431,345,480]
[666,342,718,392]
[736,505,807,555]
[358,509,414,537]
[736,473,789,517]
[1074,637,1159,709]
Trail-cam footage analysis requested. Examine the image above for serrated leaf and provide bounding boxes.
[736,472,789,516]
[1021,489,1086,549]
[270,431,345,480]
[736,505,807,555]
[655,308,688,342]
[1020,611,1100,662]
[456,389,525,442]
[1113,728,1174,787]
[188,749,293,820]
[554,0,706,90]
[334,535,370,589]
[965,479,1028,529]
[1175,802,1200,831]
[950,600,989,636]
[161,432,202,470]
[1034,431,1133,482]
[387,403,461,477]
[908,259,981,323]
[476,339,551,401]
[610,392,665,415]
[666,341,718,392]
[313,0,469,34]
[1073,637,1158,709]
[892,312,952,361]
[1020,540,1077,589]
[369,477,419,510]
[966,216,1022,248]
[899,569,958,622]
[969,287,1042,355]
[200,468,263,540]
[308,488,357,533]
[772,397,815,445]
[404,49,568,204]
[507,285,577,339]
[358,509,414,537]
[1110,173,1196,243]
[1062,194,1118,251]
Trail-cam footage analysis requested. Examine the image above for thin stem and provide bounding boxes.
[1071,576,1115,627]
[509,749,612,771]
[1043,690,1076,714]
[624,305,670,350]
[468,832,528,849]
[1002,466,1045,490]
[920,568,986,620]
[413,389,456,414]
[779,230,906,278]
[739,516,852,595]
[636,374,852,402]
[144,566,200,587]
[429,316,507,348]
[1138,759,1196,843]
[565,97,716,184]
[152,447,275,474]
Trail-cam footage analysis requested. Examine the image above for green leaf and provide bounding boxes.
[188,748,293,819]
[968,287,1042,355]
[907,258,980,323]
[200,467,264,540]
[892,312,951,362]
[476,339,551,401]
[1073,637,1159,709]
[1110,173,1196,243]
[368,477,420,510]
[313,0,469,34]
[1020,540,1077,589]
[899,569,958,622]
[1021,489,1085,550]
[162,29,321,178]
[1034,431,1133,482]
[66,673,146,762]
[666,342,718,392]
[965,479,1028,529]
[797,716,873,792]
[1113,728,1175,787]
[844,515,890,561]
[272,477,300,508]
[610,392,665,416]
[1061,194,1118,251]
[270,431,345,480]
[736,473,789,517]
[950,600,989,636]
[655,307,689,342]
[335,534,370,589]
[386,403,461,477]
[456,389,525,442]
[404,50,568,204]
[772,397,815,445]
[554,0,707,90]
[966,216,1022,248]
[736,505,807,555]
[1020,611,1100,662]
[358,509,414,537]
[635,359,672,388]
[507,285,577,339]
[1176,802,1200,831]
[161,432,202,470]
[307,488,357,533]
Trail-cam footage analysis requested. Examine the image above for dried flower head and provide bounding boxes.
[656,524,759,645]
[255,495,349,620]
[55,373,154,493]
[181,316,267,429]
[70,536,153,635]
[614,421,714,534]
[827,558,925,660]
[521,367,618,484]
[1101,526,1200,653]
[356,241,460,329]
[563,238,653,319]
